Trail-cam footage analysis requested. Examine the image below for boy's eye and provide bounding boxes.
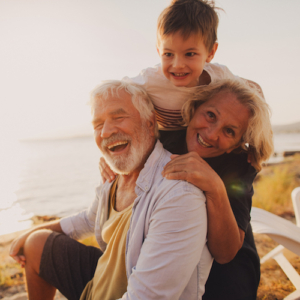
[164,52,173,57]
[186,52,196,57]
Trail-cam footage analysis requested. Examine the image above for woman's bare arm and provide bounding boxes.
[162,152,245,263]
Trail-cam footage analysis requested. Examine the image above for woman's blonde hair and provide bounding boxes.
[182,79,274,171]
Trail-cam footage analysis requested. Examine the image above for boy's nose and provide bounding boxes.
[101,120,118,139]
[173,56,185,69]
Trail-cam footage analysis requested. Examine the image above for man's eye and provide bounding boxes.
[186,52,196,57]
[94,124,103,130]
[207,111,215,119]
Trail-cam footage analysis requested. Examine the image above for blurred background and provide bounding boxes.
[1,0,300,236]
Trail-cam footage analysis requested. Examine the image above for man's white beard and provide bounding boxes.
[101,123,152,175]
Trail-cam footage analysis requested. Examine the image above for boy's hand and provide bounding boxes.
[99,157,116,183]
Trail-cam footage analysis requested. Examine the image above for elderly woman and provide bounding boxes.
[100,79,273,300]
[161,79,273,300]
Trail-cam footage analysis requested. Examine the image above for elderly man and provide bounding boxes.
[10,80,212,300]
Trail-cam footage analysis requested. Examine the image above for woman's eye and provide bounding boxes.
[186,52,196,57]
[226,128,235,137]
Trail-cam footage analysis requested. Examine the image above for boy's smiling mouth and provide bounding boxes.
[197,134,212,148]
[171,72,189,77]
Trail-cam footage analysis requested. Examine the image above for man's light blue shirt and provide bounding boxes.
[61,140,213,299]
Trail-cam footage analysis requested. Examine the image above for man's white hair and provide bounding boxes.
[90,80,159,138]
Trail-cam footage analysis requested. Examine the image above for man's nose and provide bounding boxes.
[101,120,118,138]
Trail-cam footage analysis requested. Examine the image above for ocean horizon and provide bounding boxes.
[1,133,300,236]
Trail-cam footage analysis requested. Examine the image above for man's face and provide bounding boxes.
[92,90,153,175]
[157,32,217,87]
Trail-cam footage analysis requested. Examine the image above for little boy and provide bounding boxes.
[124,0,237,130]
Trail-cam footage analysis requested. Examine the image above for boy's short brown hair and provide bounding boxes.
[157,0,221,52]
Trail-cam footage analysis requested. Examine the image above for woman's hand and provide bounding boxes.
[162,151,244,263]
[99,157,116,183]
[162,152,222,193]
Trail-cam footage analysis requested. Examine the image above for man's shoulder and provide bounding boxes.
[151,146,206,200]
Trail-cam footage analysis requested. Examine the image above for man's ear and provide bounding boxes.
[206,42,218,63]
[147,113,157,137]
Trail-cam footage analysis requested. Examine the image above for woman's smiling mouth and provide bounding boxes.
[197,134,212,148]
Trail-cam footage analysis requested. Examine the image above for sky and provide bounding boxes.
[0,0,299,141]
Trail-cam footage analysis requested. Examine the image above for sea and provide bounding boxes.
[1,133,300,236]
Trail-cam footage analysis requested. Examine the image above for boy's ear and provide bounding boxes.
[206,42,218,63]
[156,46,161,56]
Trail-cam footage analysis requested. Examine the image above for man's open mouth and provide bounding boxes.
[107,141,129,152]
[197,134,212,148]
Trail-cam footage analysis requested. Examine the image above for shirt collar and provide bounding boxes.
[135,140,165,194]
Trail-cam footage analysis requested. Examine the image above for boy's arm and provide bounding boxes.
[241,78,265,99]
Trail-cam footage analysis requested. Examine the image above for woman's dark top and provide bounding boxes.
[159,129,260,300]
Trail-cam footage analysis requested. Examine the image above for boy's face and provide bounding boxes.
[157,32,217,87]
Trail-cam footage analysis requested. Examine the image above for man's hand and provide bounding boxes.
[9,232,30,267]
[99,157,116,183]
[10,219,62,267]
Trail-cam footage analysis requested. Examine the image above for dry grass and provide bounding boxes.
[253,155,300,216]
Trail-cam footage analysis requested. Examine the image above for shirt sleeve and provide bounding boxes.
[204,62,238,83]
[60,185,102,240]
[120,184,210,300]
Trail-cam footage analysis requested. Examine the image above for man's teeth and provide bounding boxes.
[173,73,188,76]
[197,134,212,148]
[108,141,128,150]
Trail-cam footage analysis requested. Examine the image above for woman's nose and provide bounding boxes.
[206,126,219,142]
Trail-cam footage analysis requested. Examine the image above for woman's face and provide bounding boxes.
[186,91,251,158]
